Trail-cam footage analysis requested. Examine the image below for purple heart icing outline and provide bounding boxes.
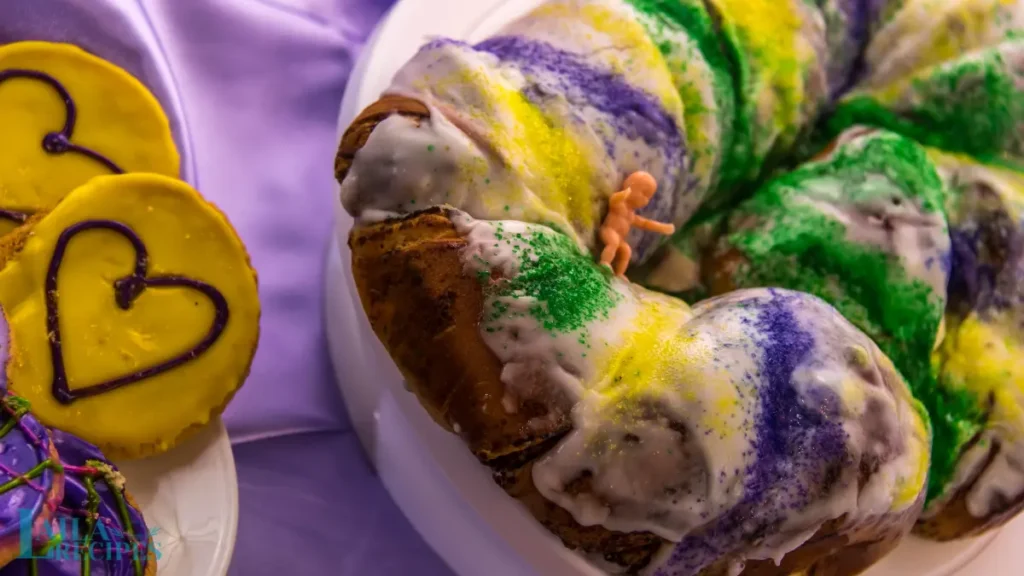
[0,69,124,224]
[45,220,229,405]
[0,209,30,224]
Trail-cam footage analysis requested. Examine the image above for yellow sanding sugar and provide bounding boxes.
[534,0,682,115]
[710,0,806,141]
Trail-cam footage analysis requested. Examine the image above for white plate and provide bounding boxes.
[1,2,236,575]
[326,0,1024,574]
[116,419,239,576]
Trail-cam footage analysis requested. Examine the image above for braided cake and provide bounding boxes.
[336,0,1024,573]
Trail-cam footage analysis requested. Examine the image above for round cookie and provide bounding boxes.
[0,173,260,459]
[0,394,63,567]
[0,41,180,238]
[0,428,155,576]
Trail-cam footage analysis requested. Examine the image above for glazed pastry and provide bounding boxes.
[0,173,260,459]
[698,0,829,196]
[690,128,1024,538]
[828,0,1024,168]
[339,0,845,264]
[916,151,1024,539]
[350,208,930,575]
[336,0,1024,568]
[0,428,155,575]
[0,393,63,568]
[625,0,735,204]
[697,128,951,397]
[0,41,179,238]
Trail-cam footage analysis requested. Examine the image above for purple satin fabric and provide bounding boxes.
[135,1,451,573]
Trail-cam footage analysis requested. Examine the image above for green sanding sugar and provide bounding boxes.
[480,224,621,336]
[626,0,749,202]
[723,131,985,499]
[828,45,1024,168]
[781,129,947,212]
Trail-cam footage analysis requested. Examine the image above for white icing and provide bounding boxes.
[922,153,1024,520]
[795,176,950,299]
[967,433,1024,518]
[582,551,632,575]
[341,111,480,218]
[859,0,1024,91]
[452,213,637,424]
[449,213,929,573]
[726,561,746,576]
[624,1,723,209]
[343,43,596,245]
[344,38,696,256]
[498,0,684,127]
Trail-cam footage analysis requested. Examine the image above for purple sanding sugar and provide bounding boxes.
[947,207,1024,314]
[475,35,686,258]
[413,36,690,261]
[948,227,990,311]
[475,35,684,161]
[832,0,871,96]
[0,305,7,393]
[655,292,849,575]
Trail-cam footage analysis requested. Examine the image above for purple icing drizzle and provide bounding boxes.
[0,210,30,225]
[657,292,849,575]
[0,70,125,225]
[0,70,124,175]
[46,220,229,405]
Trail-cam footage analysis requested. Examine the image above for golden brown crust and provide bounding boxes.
[349,209,928,575]
[350,207,575,459]
[349,208,666,567]
[335,95,431,185]
[704,246,747,296]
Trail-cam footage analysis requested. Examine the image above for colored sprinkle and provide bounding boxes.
[480,224,620,335]
[720,133,984,498]
[659,293,847,574]
[829,46,1024,168]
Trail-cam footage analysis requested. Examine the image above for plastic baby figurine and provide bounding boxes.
[599,171,676,277]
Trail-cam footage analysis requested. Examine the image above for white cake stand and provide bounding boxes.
[324,1,1024,574]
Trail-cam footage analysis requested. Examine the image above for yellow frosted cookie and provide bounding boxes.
[0,41,180,237]
[0,174,259,459]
